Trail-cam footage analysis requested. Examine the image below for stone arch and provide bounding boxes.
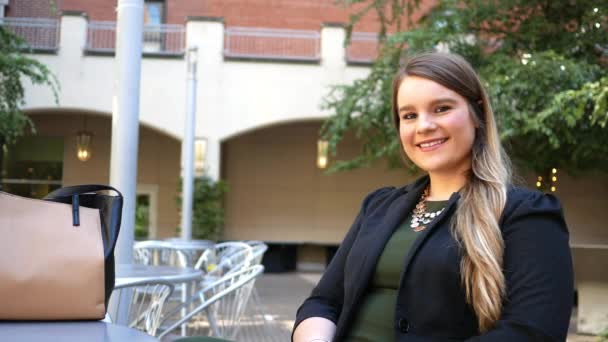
[16,108,182,238]
[25,107,181,141]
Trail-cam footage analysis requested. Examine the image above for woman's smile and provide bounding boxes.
[416,138,449,152]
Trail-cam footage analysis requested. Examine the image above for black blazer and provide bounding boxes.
[294,175,573,341]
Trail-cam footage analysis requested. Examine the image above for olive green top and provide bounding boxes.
[344,200,449,342]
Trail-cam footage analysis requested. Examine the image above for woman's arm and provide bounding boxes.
[466,191,574,341]
[293,317,337,342]
[292,187,393,342]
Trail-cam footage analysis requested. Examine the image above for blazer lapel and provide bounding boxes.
[397,190,461,287]
[348,176,430,307]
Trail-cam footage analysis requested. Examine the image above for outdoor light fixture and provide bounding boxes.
[194,137,207,176]
[551,168,557,192]
[317,140,329,169]
[536,168,558,192]
[76,131,93,162]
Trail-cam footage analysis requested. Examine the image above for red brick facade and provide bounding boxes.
[7,0,436,60]
[54,0,436,32]
[6,0,61,18]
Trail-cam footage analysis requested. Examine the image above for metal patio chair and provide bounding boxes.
[111,280,174,336]
[134,240,188,268]
[157,265,264,340]
[195,241,254,278]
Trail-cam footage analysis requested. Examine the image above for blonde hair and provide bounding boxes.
[391,52,512,332]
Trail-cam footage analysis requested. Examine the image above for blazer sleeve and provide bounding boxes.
[292,187,393,335]
[465,191,574,342]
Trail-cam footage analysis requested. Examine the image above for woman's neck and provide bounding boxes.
[426,171,469,201]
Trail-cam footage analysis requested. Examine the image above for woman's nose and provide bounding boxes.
[416,114,437,133]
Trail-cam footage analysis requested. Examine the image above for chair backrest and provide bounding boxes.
[195,241,254,276]
[247,241,268,265]
[158,265,264,339]
[134,240,188,267]
[111,280,174,337]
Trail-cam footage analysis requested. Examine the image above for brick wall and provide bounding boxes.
[55,0,436,32]
[62,0,115,20]
[167,0,437,31]
[6,0,60,18]
[9,0,437,61]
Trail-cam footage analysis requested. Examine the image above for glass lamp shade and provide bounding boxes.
[317,140,329,169]
[76,131,92,162]
[194,138,207,176]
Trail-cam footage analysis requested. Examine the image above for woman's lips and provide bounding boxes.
[416,138,448,152]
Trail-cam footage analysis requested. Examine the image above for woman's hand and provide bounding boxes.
[292,317,336,342]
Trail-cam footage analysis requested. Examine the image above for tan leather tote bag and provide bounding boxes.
[0,185,122,320]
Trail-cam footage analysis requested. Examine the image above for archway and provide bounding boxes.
[220,119,415,271]
[1,109,182,239]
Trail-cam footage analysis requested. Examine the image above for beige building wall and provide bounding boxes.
[550,172,608,246]
[221,120,417,244]
[222,120,608,247]
[28,111,181,238]
[572,247,608,334]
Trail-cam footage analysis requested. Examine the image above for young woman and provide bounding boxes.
[292,52,573,341]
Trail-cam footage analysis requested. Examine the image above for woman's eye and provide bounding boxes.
[402,113,417,120]
[435,105,451,113]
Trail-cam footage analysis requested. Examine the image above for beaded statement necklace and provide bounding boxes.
[410,186,445,232]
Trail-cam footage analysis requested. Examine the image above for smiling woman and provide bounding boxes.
[293,52,574,342]
[396,76,476,183]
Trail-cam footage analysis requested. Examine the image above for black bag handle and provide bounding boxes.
[44,185,123,257]
[44,184,122,199]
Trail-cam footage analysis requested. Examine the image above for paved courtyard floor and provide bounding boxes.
[251,272,599,342]
[164,271,601,341]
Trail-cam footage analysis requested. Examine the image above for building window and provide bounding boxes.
[1,136,63,199]
[144,1,164,25]
[135,194,151,240]
[143,0,164,53]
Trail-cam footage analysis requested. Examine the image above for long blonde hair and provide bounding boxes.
[391,52,512,332]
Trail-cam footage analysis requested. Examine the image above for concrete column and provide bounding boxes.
[58,13,87,61]
[110,0,144,264]
[180,47,198,240]
[186,17,224,180]
[321,24,347,84]
[0,0,8,17]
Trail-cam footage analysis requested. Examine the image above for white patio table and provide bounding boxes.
[114,264,203,336]
[0,321,159,342]
[115,264,202,288]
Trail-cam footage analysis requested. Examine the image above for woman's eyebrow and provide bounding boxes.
[399,97,458,112]
[430,98,458,106]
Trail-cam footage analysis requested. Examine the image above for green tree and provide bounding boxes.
[0,27,59,186]
[322,0,608,175]
[176,177,229,241]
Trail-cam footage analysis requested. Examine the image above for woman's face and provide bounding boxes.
[396,76,477,175]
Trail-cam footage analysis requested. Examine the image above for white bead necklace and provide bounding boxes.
[410,186,445,232]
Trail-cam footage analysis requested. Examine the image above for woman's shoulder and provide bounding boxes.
[501,185,567,233]
[505,185,563,212]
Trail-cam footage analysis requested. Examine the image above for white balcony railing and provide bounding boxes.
[346,32,379,64]
[0,17,60,51]
[86,21,185,55]
[224,27,321,62]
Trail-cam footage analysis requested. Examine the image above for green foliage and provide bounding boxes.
[0,27,59,146]
[134,200,150,240]
[599,327,608,341]
[176,177,229,241]
[322,0,608,174]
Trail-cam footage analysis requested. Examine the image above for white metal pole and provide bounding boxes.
[180,47,198,241]
[110,0,144,264]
